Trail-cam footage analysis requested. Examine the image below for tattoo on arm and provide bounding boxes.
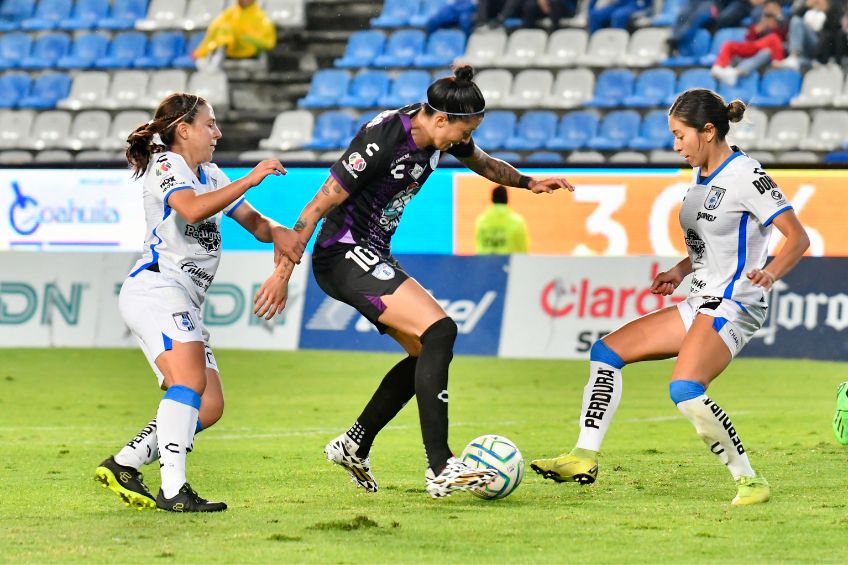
[464,147,524,187]
[320,178,332,196]
[293,218,306,231]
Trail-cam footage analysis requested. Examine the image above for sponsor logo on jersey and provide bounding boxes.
[160,175,178,191]
[180,260,215,290]
[409,163,425,180]
[172,311,195,331]
[348,152,366,172]
[704,186,725,210]
[371,262,395,281]
[691,277,706,291]
[685,228,705,261]
[155,155,171,176]
[696,211,716,222]
[378,182,421,233]
[751,172,778,195]
[771,189,783,200]
[184,221,221,253]
[392,152,411,165]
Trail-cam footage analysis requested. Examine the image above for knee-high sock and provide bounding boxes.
[415,318,458,473]
[671,380,755,480]
[348,356,417,458]
[156,385,201,498]
[114,418,204,469]
[575,340,625,453]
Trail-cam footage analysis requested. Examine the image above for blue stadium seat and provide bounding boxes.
[299,69,351,109]
[526,151,563,164]
[700,27,746,66]
[0,32,32,69]
[663,28,710,66]
[20,0,72,30]
[414,29,466,68]
[303,111,356,150]
[355,111,380,131]
[371,0,419,28]
[547,111,599,151]
[59,0,109,30]
[408,0,450,27]
[670,68,716,103]
[717,71,759,103]
[750,68,802,107]
[624,68,676,107]
[99,0,148,30]
[652,0,686,26]
[0,0,35,31]
[505,111,558,150]
[490,151,521,162]
[20,32,71,69]
[339,70,391,108]
[379,70,430,107]
[95,31,147,69]
[0,72,31,108]
[334,30,385,68]
[18,71,71,108]
[373,30,426,67]
[473,110,517,151]
[823,151,848,163]
[57,32,109,69]
[585,69,635,108]
[172,31,203,68]
[135,31,185,68]
[588,110,641,150]
[630,110,673,150]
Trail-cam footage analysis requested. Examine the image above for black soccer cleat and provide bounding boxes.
[94,456,157,510]
[156,483,227,512]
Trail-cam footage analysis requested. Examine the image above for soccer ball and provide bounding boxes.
[460,434,525,500]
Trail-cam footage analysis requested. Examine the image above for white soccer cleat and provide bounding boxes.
[425,456,498,499]
[324,433,378,493]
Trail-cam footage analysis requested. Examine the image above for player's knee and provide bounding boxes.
[420,316,458,345]
[669,380,706,405]
[590,339,625,369]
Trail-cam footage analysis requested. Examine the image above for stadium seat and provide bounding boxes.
[0,149,33,162]
[609,151,649,163]
[318,149,344,161]
[64,110,111,150]
[670,68,716,104]
[136,0,186,30]
[0,32,32,70]
[59,0,109,30]
[24,109,72,149]
[0,109,34,147]
[0,72,31,108]
[57,70,110,110]
[823,151,848,163]
[258,110,314,151]
[354,111,380,131]
[474,69,513,108]
[538,28,588,67]
[335,30,386,68]
[373,30,426,67]
[630,109,673,149]
[585,69,635,107]
[566,150,605,163]
[833,72,848,107]
[57,32,110,69]
[0,0,36,32]
[745,150,775,164]
[547,110,600,151]
[414,29,466,68]
[621,27,670,67]
[20,32,71,69]
[543,68,594,109]
[99,110,148,150]
[338,70,390,108]
[135,31,185,68]
[172,31,203,68]
[472,110,517,150]
[500,29,548,68]
[490,151,521,161]
[577,28,629,67]
[757,110,810,151]
[588,110,641,150]
[662,28,710,66]
[751,68,802,107]
[143,69,188,108]
[526,151,563,164]
[265,0,305,28]
[96,31,147,69]
[457,29,507,67]
[791,65,843,107]
[408,0,449,27]
[779,150,818,163]
[652,0,685,25]
[103,70,148,109]
[700,27,746,66]
[378,70,430,107]
[624,68,676,107]
[299,69,351,108]
[799,110,848,151]
[34,148,72,161]
[726,106,767,149]
[502,69,553,108]
[188,70,228,108]
[717,71,759,103]
[76,149,121,161]
[504,110,558,150]
[18,72,71,108]
[649,149,680,163]
[20,0,72,30]
[370,0,418,28]
[100,0,148,30]
[180,0,224,30]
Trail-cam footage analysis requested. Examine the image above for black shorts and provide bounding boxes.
[312,243,410,334]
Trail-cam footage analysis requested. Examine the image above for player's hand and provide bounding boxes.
[528,177,574,194]
[271,226,305,265]
[650,269,683,295]
[746,268,776,290]
[253,272,288,320]
[247,159,286,188]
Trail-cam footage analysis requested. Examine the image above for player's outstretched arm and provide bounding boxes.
[651,257,693,296]
[168,159,286,224]
[229,201,305,265]
[458,146,574,193]
[747,210,809,290]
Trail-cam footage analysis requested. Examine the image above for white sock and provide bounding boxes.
[156,385,201,498]
[115,419,158,469]
[575,341,624,452]
[676,395,755,479]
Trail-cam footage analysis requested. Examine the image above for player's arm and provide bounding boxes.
[457,145,574,193]
[229,201,305,264]
[168,160,285,224]
[651,257,693,296]
[747,210,809,290]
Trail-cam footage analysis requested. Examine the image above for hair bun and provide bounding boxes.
[453,64,475,84]
[727,99,746,123]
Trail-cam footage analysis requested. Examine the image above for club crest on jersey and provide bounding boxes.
[704,186,726,210]
[172,311,195,331]
[371,262,395,281]
[409,163,424,180]
[184,221,221,253]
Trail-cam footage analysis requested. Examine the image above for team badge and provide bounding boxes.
[704,186,726,210]
[371,262,396,281]
[410,163,424,180]
[348,152,366,172]
[172,311,195,331]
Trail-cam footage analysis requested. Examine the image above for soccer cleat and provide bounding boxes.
[94,456,157,510]
[731,474,770,506]
[530,450,599,484]
[833,381,848,445]
[425,456,498,499]
[156,483,227,512]
[324,433,378,493]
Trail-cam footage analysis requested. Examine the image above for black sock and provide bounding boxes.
[350,356,417,457]
[415,317,457,473]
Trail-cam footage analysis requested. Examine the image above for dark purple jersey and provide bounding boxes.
[316,104,474,256]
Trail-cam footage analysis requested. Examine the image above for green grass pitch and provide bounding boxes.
[1,348,846,564]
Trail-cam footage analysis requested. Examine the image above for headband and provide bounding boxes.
[425,102,485,116]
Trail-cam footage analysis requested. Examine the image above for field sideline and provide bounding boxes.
[1,348,846,564]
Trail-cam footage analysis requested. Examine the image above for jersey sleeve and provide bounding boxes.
[150,153,194,204]
[211,167,245,217]
[739,167,793,227]
[330,120,394,194]
[447,137,476,158]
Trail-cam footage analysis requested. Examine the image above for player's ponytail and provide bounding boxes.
[126,92,208,179]
[726,99,746,124]
[669,88,740,141]
[423,64,486,122]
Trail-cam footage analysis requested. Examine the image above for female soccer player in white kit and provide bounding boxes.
[94,92,300,512]
[531,88,810,506]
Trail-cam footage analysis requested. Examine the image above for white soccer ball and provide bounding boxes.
[460,434,525,500]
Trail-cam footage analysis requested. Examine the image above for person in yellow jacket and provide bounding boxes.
[474,185,530,254]
[193,0,276,68]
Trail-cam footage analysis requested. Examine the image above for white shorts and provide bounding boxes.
[677,296,767,358]
[119,269,218,386]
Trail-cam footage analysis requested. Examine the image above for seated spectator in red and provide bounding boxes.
[710,0,787,86]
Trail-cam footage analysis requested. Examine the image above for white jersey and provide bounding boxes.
[128,151,243,306]
[679,150,793,306]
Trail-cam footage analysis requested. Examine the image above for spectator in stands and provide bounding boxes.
[669,0,763,56]
[588,0,650,33]
[520,0,579,29]
[780,0,845,68]
[476,0,523,28]
[475,185,530,254]
[426,0,477,35]
[193,0,276,70]
[710,0,787,86]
